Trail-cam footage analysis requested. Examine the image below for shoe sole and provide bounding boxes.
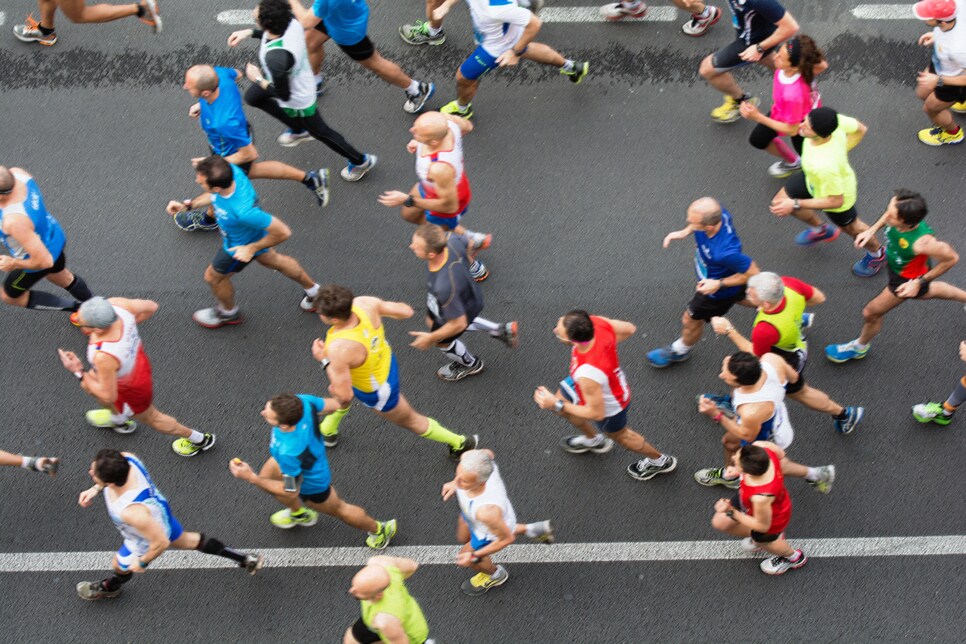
[566,63,589,84]
[193,315,244,329]
[913,413,952,426]
[693,474,734,487]
[825,350,867,364]
[13,31,57,45]
[604,8,648,21]
[403,83,436,114]
[367,521,398,550]
[561,439,614,454]
[627,457,677,481]
[472,271,489,282]
[681,7,721,36]
[278,136,313,148]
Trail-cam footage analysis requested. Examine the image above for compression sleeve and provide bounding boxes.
[263,49,296,102]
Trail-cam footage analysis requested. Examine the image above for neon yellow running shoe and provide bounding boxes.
[951,101,966,114]
[171,433,216,457]
[365,519,397,549]
[85,409,136,434]
[918,126,964,146]
[711,95,757,123]
[270,507,319,529]
[461,568,509,596]
[441,101,472,119]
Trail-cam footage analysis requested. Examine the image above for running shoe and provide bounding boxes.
[270,507,319,529]
[461,568,509,596]
[437,358,485,381]
[912,401,955,426]
[794,225,840,247]
[316,75,326,96]
[800,312,814,333]
[760,550,807,575]
[627,456,677,481]
[441,101,473,119]
[951,101,966,114]
[693,466,740,489]
[561,435,614,454]
[768,159,801,178]
[277,129,313,147]
[366,519,398,550]
[173,208,218,232]
[646,345,691,368]
[469,260,489,282]
[299,295,317,312]
[139,0,162,33]
[681,5,721,36]
[340,154,377,182]
[561,62,590,84]
[808,464,835,494]
[530,520,555,543]
[599,1,648,20]
[450,433,479,460]
[496,322,519,349]
[13,14,57,46]
[243,553,265,575]
[825,341,869,363]
[171,432,216,457]
[76,581,121,601]
[404,82,435,114]
[306,168,330,207]
[399,20,446,46]
[697,393,736,418]
[833,406,864,434]
[86,409,137,435]
[193,307,243,329]
[711,95,757,124]
[917,126,964,146]
[852,252,885,277]
[464,230,492,251]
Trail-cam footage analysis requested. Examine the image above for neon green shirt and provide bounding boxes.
[361,565,429,644]
[801,114,859,213]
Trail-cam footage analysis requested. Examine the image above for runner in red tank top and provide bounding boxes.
[533,310,677,482]
[710,441,808,575]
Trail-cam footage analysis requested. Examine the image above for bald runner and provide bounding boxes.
[345,556,432,644]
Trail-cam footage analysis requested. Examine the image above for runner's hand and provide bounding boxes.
[406,139,419,154]
[311,338,327,362]
[853,229,875,249]
[739,45,762,62]
[227,29,254,47]
[769,198,794,217]
[78,485,100,508]
[959,340,966,363]
[441,480,457,501]
[245,63,263,84]
[919,33,934,46]
[228,244,256,263]
[710,316,732,335]
[895,279,921,298]
[228,458,255,482]
[166,200,188,215]
[378,190,409,207]
[496,50,521,67]
[698,396,717,416]
[408,331,435,350]
[0,256,14,272]
[58,349,83,372]
[188,103,201,119]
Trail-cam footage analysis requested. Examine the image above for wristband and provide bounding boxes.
[792,199,801,210]
[319,358,330,372]
[513,45,528,56]
[404,195,415,208]
[755,44,765,54]
[712,412,724,423]
[470,553,481,564]
[554,399,565,413]
[74,371,84,381]
[725,509,735,518]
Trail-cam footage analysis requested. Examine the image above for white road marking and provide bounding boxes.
[0,12,6,28]
[851,4,914,19]
[540,6,677,22]
[216,10,255,26]
[4,535,965,572]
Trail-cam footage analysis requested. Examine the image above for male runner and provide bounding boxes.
[599,1,721,37]
[378,110,492,281]
[229,393,396,547]
[175,64,329,232]
[913,340,966,425]
[442,449,553,596]
[0,450,59,476]
[694,351,835,491]
[698,0,798,123]
[399,0,543,46]
[647,197,759,368]
[75,449,263,600]
[0,166,94,312]
[409,224,518,381]
[710,441,808,575]
[534,310,678,481]
[768,106,885,277]
[13,0,160,46]
[826,189,966,362]
[709,271,865,434]
[432,0,589,119]
[913,0,966,146]
[58,297,216,457]
[346,556,433,644]
[228,0,377,182]
[311,283,479,458]
[165,155,322,328]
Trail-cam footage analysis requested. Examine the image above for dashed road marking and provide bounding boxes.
[851,4,915,19]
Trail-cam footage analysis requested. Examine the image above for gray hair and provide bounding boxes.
[460,450,494,483]
[78,297,118,328]
[748,272,785,305]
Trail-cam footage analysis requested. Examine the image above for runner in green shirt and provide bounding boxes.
[346,556,432,644]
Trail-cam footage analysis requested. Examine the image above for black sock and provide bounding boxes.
[197,534,247,564]
[102,571,133,591]
[833,409,848,420]
[136,4,146,17]
[26,290,80,311]
[65,275,93,302]
[300,172,314,186]
[39,24,55,35]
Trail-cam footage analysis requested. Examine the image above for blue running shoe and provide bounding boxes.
[834,406,864,434]
[174,208,218,232]
[647,345,691,368]
[852,252,885,277]
[795,225,840,247]
[800,312,814,333]
[697,393,736,418]
[825,341,869,363]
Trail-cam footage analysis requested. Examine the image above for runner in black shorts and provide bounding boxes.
[914,1,966,146]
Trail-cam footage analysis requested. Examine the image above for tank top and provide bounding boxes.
[360,565,430,644]
[325,306,393,393]
[104,455,177,550]
[456,463,517,545]
[753,286,807,353]
[569,317,630,417]
[415,120,472,217]
[885,221,935,279]
[732,362,794,448]
[0,171,66,272]
[87,306,152,387]
[739,448,792,534]
[258,18,316,111]
[769,69,821,125]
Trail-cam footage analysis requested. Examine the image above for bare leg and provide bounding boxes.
[135,405,193,438]
[307,486,379,533]
[58,0,140,24]
[841,219,882,253]
[699,55,742,98]
[247,161,307,183]
[455,70,479,104]
[357,51,413,90]
[857,288,906,345]
[711,511,751,538]
[254,249,316,289]
[40,0,58,29]
[681,310,706,346]
[609,427,662,459]
[788,385,844,416]
[259,458,304,511]
[380,395,431,436]
[204,265,236,310]
[921,281,966,303]
[924,93,957,131]
[521,42,565,67]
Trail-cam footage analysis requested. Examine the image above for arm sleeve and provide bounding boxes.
[751,322,781,357]
[756,0,787,23]
[263,49,296,101]
[780,276,815,299]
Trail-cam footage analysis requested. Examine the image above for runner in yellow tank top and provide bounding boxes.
[310,284,478,459]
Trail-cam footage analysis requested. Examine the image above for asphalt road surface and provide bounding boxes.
[2,0,966,641]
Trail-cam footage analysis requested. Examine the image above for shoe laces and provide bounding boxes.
[471,572,491,586]
[24,13,41,30]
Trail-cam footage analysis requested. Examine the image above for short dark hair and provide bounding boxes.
[195,155,233,189]
[727,352,762,386]
[893,189,928,226]
[563,310,594,343]
[257,0,293,35]
[315,284,354,320]
[269,393,304,426]
[414,223,448,253]
[94,449,130,486]
[738,444,770,476]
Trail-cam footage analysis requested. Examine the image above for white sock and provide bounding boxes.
[314,73,323,84]
[110,412,129,425]
[561,59,575,72]
[467,317,500,335]
[574,434,604,447]
[650,454,669,466]
[457,101,470,109]
[670,338,692,354]
[853,339,868,350]
[406,79,420,95]
[427,25,442,36]
[810,224,826,233]
[217,305,238,316]
[491,565,508,579]
[524,522,546,537]
[697,6,711,17]
[804,467,819,482]
[304,283,320,298]
[188,430,206,444]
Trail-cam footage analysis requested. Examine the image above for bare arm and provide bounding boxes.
[223,143,259,167]
[369,556,419,578]
[758,13,799,51]
[249,217,291,252]
[441,112,473,134]
[559,377,607,421]
[730,495,774,533]
[84,351,120,406]
[597,317,636,343]
[109,297,159,323]
[122,504,171,567]
[915,236,960,283]
[846,121,868,151]
[413,163,459,214]
[806,285,826,305]
[1,215,54,271]
[471,505,516,558]
[369,615,409,644]
[372,298,415,320]
[324,346,357,406]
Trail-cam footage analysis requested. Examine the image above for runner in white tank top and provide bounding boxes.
[732,361,794,448]
[258,18,316,112]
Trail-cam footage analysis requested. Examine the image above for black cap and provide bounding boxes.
[808,107,839,138]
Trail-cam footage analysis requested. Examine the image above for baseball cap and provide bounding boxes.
[913,0,957,21]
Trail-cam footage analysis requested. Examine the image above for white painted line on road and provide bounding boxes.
[541,6,676,22]
[851,4,914,19]
[217,9,255,25]
[4,535,966,572]
[0,12,6,28]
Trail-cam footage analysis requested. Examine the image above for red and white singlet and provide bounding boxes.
[415,120,472,219]
[569,317,631,418]
[86,306,154,415]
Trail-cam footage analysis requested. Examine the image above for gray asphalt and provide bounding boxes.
[2,0,966,641]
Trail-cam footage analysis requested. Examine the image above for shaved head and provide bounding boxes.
[349,563,391,600]
[411,111,450,141]
[687,197,722,226]
[186,65,220,92]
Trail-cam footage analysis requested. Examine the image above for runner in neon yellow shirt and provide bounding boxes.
[346,556,432,644]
